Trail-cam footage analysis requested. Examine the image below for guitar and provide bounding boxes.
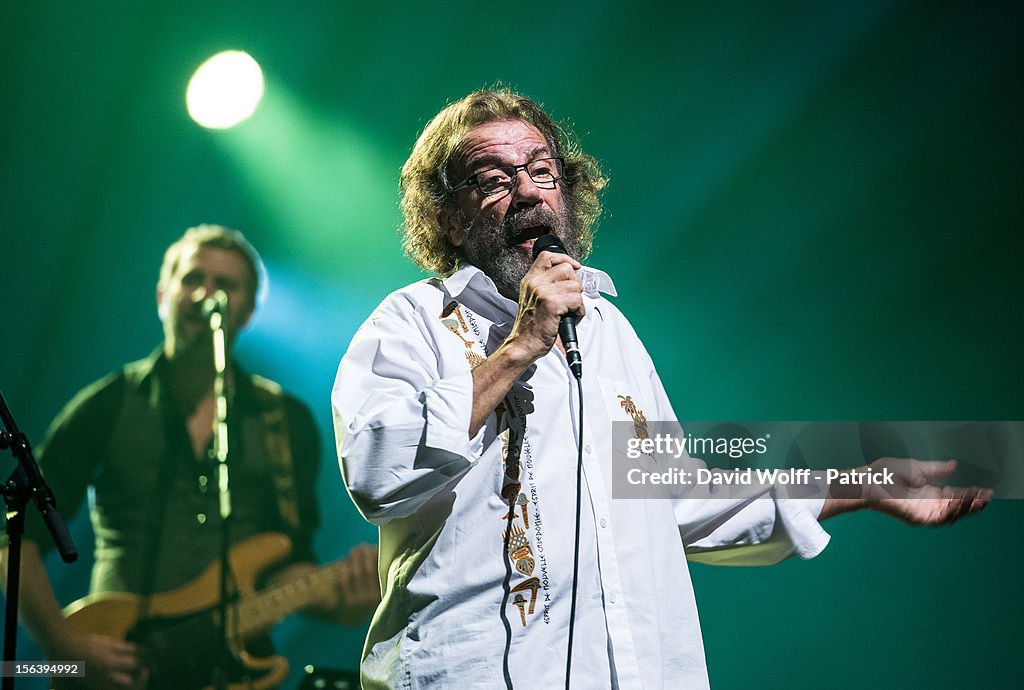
[60,533,345,690]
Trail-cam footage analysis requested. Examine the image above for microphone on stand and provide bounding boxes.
[202,290,229,321]
[532,234,582,380]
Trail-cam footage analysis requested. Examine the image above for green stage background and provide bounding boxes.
[2,2,1021,688]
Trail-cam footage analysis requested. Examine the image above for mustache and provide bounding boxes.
[502,206,561,242]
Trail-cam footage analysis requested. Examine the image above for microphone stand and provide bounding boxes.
[1,391,78,690]
[205,293,234,690]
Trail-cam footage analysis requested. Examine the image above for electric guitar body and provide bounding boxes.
[59,533,337,690]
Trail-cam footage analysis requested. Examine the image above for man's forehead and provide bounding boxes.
[455,119,551,168]
[177,244,248,274]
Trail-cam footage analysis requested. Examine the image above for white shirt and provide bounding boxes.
[332,264,830,689]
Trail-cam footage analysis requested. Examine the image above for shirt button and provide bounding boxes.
[584,444,593,454]
[599,518,608,528]
[609,593,617,604]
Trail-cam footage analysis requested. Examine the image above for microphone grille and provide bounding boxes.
[532,234,567,259]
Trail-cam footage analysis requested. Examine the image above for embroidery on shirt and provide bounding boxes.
[618,394,650,440]
[521,435,552,625]
[504,522,536,576]
[497,384,551,628]
[447,299,551,628]
[509,577,541,628]
[502,492,531,529]
[499,423,532,579]
[439,302,486,368]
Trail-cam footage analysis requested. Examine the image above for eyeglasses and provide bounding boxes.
[449,157,565,196]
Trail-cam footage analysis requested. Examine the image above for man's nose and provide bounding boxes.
[510,169,543,208]
[189,281,216,303]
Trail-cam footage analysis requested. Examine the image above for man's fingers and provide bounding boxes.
[107,668,146,689]
[532,282,585,323]
[350,544,378,578]
[970,489,993,516]
[938,485,989,524]
[338,560,355,590]
[511,250,587,361]
[80,636,146,690]
[959,486,991,517]
[106,671,136,689]
[529,252,582,283]
[535,250,581,271]
[103,638,139,656]
[345,544,381,595]
[944,487,967,524]
[87,634,140,666]
[867,458,991,526]
[529,263,582,294]
[917,458,958,482]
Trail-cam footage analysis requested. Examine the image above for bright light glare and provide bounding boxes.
[186,51,265,129]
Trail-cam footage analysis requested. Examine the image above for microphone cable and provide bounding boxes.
[564,374,584,690]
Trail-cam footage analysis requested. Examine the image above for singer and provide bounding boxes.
[3,225,379,689]
[332,89,990,689]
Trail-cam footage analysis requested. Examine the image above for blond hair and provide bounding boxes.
[158,224,265,309]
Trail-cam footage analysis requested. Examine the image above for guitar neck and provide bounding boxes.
[235,561,344,638]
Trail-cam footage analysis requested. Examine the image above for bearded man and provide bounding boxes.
[332,89,988,689]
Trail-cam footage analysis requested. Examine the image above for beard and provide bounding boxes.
[458,203,580,299]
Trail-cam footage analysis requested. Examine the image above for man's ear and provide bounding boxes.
[156,284,168,322]
[440,207,465,248]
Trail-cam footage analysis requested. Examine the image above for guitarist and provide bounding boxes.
[2,225,380,689]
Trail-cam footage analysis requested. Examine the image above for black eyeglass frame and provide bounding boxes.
[448,156,566,196]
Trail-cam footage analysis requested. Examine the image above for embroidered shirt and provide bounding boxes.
[333,264,829,689]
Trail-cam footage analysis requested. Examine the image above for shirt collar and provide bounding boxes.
[133,345,257,409]
[578,265,617,298]
[442,263,617,304]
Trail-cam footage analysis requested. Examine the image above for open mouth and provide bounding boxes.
[510,225,550,251]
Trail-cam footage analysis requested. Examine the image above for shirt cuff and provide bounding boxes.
[773,491,831,559]
[422,369,486,461]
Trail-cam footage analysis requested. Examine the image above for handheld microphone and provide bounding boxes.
[532,234,582,380]
[201,290,229,320]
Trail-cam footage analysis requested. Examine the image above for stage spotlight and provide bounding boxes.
[186,50,265,129]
